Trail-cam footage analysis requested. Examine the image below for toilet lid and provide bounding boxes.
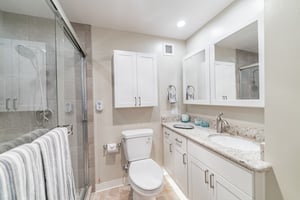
[129,159,163,191]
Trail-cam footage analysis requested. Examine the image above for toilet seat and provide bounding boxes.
[129,159,163,196]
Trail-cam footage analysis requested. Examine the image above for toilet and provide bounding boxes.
[121,129,163,200]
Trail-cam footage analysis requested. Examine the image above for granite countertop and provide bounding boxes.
[162,122,272,172]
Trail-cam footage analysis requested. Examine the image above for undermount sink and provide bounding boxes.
[208,134,260,151]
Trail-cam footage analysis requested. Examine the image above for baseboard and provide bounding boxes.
[95,177,129,192]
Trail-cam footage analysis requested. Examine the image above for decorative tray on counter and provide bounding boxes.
[173,124,194,129]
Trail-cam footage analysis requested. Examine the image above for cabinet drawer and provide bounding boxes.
[188,140,254,197]
[163,128,173,141]
[173,132,187,151]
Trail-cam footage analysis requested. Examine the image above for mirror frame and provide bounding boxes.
[210,19,264,107]
[182,46,211,105]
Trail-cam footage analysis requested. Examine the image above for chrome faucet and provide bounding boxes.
[216,113,229,133]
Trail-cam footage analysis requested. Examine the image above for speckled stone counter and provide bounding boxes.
[162,122,272,173]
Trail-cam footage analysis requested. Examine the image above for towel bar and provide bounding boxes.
[57,124,73,136]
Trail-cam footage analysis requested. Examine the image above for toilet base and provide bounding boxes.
[133,190,156,200]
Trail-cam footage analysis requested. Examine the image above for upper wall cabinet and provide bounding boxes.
[183,20,264,107]
[0,38,47,112]
[211,21,264,107]
[113,50,158,108]
[183,47,210,105]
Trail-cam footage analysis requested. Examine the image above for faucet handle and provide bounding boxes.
[222,119,230,129]
[217,112,223,119]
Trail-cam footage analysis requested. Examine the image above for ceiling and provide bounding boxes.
[58,0,234,40]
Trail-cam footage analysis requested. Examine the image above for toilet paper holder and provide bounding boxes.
[103,143,121,154]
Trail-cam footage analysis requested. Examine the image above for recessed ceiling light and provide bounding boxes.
[177,20,186,28]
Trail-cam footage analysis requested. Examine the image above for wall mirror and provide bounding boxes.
[183,47,210,104]
[211,21,264,107]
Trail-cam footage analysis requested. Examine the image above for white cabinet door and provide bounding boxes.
[172,133,188,196]
[214,61,236,100]
[12,40,47,111]
[163,130,174,176]
[213,173,252,200]
[136,53,157,107]
[114,50,137,108]
[173,145,188,196]
[0,38,12,111]
[114,50,158,108]
[188,155,211,200]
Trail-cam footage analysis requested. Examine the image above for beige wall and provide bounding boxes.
[265,0,300,199]
[91,27,185,184]
[185,0,264,125]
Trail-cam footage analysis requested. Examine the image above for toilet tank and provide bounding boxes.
[121,129,153,162]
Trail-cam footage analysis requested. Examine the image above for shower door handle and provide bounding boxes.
[5,98,10,111]
[13,98,17,110]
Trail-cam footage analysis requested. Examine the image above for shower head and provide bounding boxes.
[15,44,36,60]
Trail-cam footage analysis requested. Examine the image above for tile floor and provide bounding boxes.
[91,178,180,200]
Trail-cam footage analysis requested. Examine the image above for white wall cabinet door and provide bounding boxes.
[114,50,157,108]
[0,38,46,112]
[0,38,12,111]
[114,50,137,108]
[136,53,158,107]
[188,155,211,200]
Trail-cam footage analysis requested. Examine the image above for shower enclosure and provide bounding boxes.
[0,0,89,199]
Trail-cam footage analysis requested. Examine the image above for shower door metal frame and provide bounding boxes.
[45,0,90,198]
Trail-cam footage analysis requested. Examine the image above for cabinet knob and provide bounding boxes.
[134,97,137,106]
[6,98,10,111]
[210,173,215,189]
[169,143,172,153]
[175,138,182,144]
[182,153,187,165]
[204,170,209,184]
[13,98,17,110]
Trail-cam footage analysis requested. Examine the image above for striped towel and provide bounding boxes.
[34,127,76,200]
[0,143,47,200]
[0,129,48,154]
[0,150,26,200]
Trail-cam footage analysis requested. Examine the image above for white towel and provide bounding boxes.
[11,144,46,200]
[34,127,76,200]
[0,151,27,200]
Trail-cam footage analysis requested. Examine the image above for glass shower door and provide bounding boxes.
[56,19,88,199]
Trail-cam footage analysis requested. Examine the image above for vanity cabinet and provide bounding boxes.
[188,140,257,200]
[163,128,188,196]
[113,50,158,108]
[163,127,265,200]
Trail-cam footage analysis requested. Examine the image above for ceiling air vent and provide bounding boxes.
[163,43,174,56]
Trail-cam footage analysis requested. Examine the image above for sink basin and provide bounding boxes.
[208,134,260,151]
[173,124,194,129]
